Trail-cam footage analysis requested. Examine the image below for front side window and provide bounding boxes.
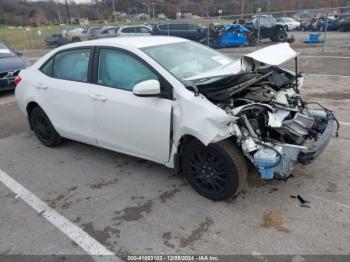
[97,49,158,91]
[158,24,167,30]
[53,49,90,82]
[122,27,136,33]
[188,23,200,30]
[169,24,187,30]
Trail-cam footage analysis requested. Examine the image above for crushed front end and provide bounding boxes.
[196,65,338,180]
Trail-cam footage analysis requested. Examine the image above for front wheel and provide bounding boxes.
[30,107,63,147]
[182,139,247,201]
[275,31,288,42]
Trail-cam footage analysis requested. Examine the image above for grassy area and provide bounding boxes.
[0,25,64,50]
[0,19,233,51]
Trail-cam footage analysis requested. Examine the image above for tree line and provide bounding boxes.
[1,0,350,26]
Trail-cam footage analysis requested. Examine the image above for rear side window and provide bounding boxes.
[169,24,187,30]
[97,49,158,91]
[53,49,90,82]
[138,27,150,33]
[121,27,136,33]
[40,58,53,76]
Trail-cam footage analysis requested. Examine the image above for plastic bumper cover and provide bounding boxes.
[297,119,335,164]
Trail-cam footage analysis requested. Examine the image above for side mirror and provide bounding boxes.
[133,80,161,97]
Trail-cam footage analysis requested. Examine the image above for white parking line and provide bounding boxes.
[312,195,350,209]
[340,122,350,126]
[0,168,117,259]
[305,73,350,78]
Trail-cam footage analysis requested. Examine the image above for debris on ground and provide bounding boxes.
[290,194,311,208]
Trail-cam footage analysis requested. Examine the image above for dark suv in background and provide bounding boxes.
[337,15,350,31]
[151,21,207,41]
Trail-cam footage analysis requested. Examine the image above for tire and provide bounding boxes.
[275,31,287,42]
[182,139,247,201]
[29,107,63,147]
[338,26,345,32]
[71,37,81,42]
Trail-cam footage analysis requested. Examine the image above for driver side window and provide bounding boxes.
[97,49,158,91]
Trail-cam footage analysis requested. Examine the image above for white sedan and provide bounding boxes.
[276,17,301,31]
[15,37,336,200]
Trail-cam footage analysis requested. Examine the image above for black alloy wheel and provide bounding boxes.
[182,139,247,201]
[30,106,63,147]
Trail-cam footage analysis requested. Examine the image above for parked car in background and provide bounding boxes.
[245,15,288,43]
[151,21,207,41]
[62,27,84,42]
[300,17,339,32]
[0,42,29,92]
[64,26,103,42]
[88,26,119,39]
[276,17,301,31]
[337,15,350,31]
[116,25,151,37]
[45,33,66,47]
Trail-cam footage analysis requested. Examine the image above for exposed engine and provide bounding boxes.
[195,66,339,180]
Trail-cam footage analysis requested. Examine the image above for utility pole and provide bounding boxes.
[112,0,115,22]
[65,0,71,24]
[322,0,331,55]
[241,0,245,19]
[267,0,271,13]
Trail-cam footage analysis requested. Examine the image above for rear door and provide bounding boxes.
[35,47,96,144]
[90,47,173,162]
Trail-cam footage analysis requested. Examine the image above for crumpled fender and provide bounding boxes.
[172,94,238,147]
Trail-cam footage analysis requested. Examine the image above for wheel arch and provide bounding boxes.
[26,101,40,129]
[173,134,203,176]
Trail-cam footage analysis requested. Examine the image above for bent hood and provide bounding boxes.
[184,43,298,82]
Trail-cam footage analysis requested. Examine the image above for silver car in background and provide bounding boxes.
[116,25,152,37]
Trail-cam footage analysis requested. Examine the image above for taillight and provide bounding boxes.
[15,75,22,86]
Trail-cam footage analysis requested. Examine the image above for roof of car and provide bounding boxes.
[59,36,188,50]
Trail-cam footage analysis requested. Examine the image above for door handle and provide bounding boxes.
[90,94,107,102]
[35,83,48,90]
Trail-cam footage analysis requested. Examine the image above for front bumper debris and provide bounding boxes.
[298,119,336,164]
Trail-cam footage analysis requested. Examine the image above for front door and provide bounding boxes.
[90,48,172,163]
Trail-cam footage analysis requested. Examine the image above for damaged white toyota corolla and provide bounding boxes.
[15,37,338,200]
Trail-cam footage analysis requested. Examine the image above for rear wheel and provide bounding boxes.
[182,139,247,201]
[30,107,63,147]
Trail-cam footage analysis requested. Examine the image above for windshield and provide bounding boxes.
[0,43,15,58]
[142,41,235,81]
